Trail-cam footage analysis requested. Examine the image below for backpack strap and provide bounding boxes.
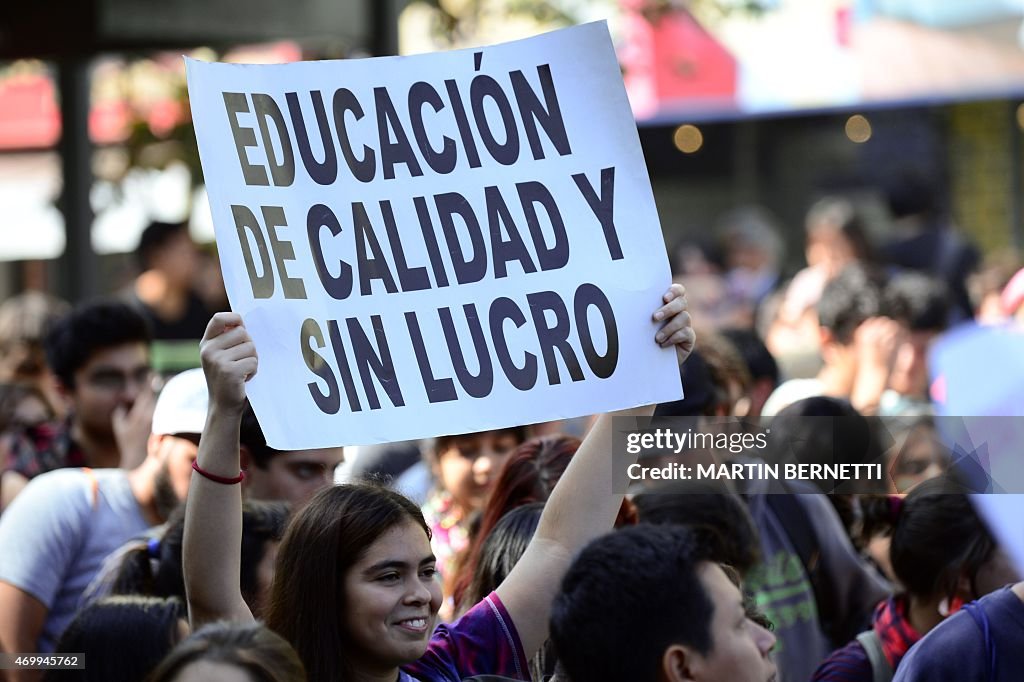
[856,630,894,682]
[963,601,997,682]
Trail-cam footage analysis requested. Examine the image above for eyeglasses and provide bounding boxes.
[84,366,153,392]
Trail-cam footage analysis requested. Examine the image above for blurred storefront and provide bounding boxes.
[0,0,398,301]
[616,0,1024,267]
[2,0,1024,299]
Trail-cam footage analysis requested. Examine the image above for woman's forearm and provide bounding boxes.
[183,404,251,627]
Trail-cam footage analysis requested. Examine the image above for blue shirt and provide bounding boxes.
[0,467,149,651]
[894,586,1024,682]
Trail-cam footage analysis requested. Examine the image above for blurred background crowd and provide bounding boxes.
[1,1,1024,681]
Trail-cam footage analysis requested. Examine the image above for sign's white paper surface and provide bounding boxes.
[186,22,681,448]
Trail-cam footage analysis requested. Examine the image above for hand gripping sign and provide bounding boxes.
[186,22,681,449]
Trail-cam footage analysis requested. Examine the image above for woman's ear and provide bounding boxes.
[662,643,699,682]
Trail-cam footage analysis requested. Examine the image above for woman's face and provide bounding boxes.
[806,226,856,279]
[343,520,443,672]
[435,430,520,513]
[890,424,947,493]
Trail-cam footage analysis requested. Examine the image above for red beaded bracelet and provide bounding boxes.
[191,459,246,485]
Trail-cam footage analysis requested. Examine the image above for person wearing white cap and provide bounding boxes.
[0,368,207,666]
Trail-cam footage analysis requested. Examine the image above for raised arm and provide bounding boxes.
[496,283,694,656]
[183,312,257,628]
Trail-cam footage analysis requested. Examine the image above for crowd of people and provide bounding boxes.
[0,177,1022,682]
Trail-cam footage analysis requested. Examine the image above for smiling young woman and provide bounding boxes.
[183,283,694,682]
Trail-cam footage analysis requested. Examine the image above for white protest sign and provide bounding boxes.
[186,22,681,449]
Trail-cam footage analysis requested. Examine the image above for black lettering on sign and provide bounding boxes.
[436,192,487,285]
[223,93,269,186]
[306,203,353,301]
[488,296,538,391]
[286,91,338,185]
[251,93,295,186]
[347,316,405,410]
[301,318,340,415]
[574,283,618,378]
[527,290,585,385]
[405,311,457,404]
[261,206,307,300]
[439,304,493,398]
[573,167,623,261]
[485,185,537,279]
[375,87,424,180]
[408,82,458,174]
[333,88,376,182]
[510,64,571,159]
[230,204,274,299]
[516,181,569,272]
[470,69,519,166]
[352,202,399,296]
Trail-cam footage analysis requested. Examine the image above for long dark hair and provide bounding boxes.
[633,487,762,577]
[465,502,544,607]
[861,479,997,599]
[45,596,184,682]
[450,435,579,612]
[464,503,557,682]
[263,483,429,681]
[111,502,289,616]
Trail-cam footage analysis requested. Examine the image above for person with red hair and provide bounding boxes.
[449,435,581,616]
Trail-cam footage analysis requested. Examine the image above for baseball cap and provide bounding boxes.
[152,368,209,436]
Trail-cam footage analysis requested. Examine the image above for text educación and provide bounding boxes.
[221,56,627,415]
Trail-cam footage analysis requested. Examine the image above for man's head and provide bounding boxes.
[551,525,776,682]
[716,206,784,278]
[719,328,779,419]
[883,272,950,399]
[239,402,344,505]
[136,221,201,289]
[147,368,209,521]
[816,265,884,390]
[0,290,69,384]
[633,490,762,578]
[803,197,873,279]
[44,299,152,440]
